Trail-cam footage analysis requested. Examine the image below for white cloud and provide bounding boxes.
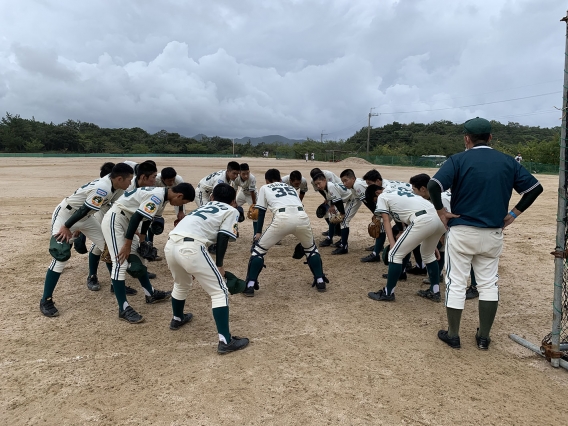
[0,0,564,139]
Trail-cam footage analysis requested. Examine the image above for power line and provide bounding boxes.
[378,91,561,115]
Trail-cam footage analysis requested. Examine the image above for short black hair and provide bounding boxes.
[212,183,236,204]
[265,168,281,183]
[110,163,134,179]
[310,168,323,179]
[312,173,326,182]
[290,170,302,182]
[365,184,383,205]
[100,162,115,178]
[161,167,177,180]
[363,169,382,182]
[409,173,430,190]
[171,183,195,202]
[137,160,158,178]
[227,161,241,171]
[466,133,491,144]
[340,169,356,179]
[240,163,250,171]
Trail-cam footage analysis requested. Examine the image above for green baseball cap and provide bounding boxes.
[49,236,72,261]
[224,271,246,295]
[463,117,491,134]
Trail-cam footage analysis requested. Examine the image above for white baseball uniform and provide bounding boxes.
[234,174,258,208]
[154,173,185,215]
[282,175,309,194]
[196,170,234,207]
[327,182,357,229]
[102,187,169,281]
[165,201,239,308]
[255,182,316,252]
[49,176,117,272]
[375,187,446,265]
[311,170,342,191]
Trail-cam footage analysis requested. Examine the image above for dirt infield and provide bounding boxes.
[1,157,566,425]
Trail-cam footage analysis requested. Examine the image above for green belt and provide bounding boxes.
[183,237,194,242]
[278,207,304,212]
[414,210,427,217]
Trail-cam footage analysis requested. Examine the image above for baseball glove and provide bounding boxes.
[316,203,329,219]
[101,244,112,264]
[137,240,154,260]
[247,204,258,221]
[368,220,381,239]
[329,211,344,224]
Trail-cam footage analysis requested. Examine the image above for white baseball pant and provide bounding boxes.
[164,235,229,308]
[388,209,446,265]
[49,201,106,273]
[445,226,502,309]
[257,207,316,252]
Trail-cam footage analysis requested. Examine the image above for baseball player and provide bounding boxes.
[233,163,258,235]
[39,163,134,318]
[101,183,195,323]
[195,161,240,208]
[282,170,309,202]
[164,183,249,354]
[429,117,543,349]
[310,168,343,237]
[361,169,414,264]
[367,184,446,303]
[243,168,329,296]
[313,173,354,254]
[155,166,187,225]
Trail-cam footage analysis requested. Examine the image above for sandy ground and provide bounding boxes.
[0,156,566,425]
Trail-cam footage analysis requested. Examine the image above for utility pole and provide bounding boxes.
[321,130,328,144]
[232,138,235,156]
[367,107,378,155]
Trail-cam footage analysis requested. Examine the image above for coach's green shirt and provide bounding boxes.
[431,146,539,228]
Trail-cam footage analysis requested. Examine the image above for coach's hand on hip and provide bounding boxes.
[437,209,459,229]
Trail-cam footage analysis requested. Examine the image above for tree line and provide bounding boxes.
[0,112,561,164]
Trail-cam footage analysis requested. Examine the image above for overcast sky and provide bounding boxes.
[0,0,565,140]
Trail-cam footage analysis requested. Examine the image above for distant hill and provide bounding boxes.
[191,134,305,145]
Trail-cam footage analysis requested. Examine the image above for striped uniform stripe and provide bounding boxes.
[51,205,62,234]
[109,212,121,281]
[444,228,453,307]
[388,222,414,263]
[200,246,228,306]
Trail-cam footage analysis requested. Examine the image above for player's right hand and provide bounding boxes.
[55,225,73,243]
[117,243,131,264]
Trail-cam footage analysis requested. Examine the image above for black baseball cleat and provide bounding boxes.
[382,272,407,281]
[368,289,395,302]
[361,253,380,263]
[110,284,138,295]
[170,313,193,330]
[417,289,441,302]
[243,286,255,297]
[86,275,101,291]
[148,272,157,279]
[319,238,332,247]
[119,306,144,324]
[40,297,59,317]
[145,289,172,304]
[218,336,250,354]
[321,230,329,236]
[438,330,461,349]
[407,266,428,275]
[475,328,491,350]
[312,275,329,292]
[333,240,342,248]
[466,285,479,300]
[365,245,375,252]
[331,246,348,255]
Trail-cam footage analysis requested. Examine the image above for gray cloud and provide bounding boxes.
[0,0,564,140]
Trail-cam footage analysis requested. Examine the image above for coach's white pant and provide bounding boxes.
[445,226,502,309]
[388,210,446,265]
[195,185,211,208]
[236,191,257,208]
[164,236,229,308]
[101,206,143,281]
[49,201,106,273]
[257,207,315,251]
[340,198,362,229]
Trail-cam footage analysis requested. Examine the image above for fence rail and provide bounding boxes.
[0,153,241,158]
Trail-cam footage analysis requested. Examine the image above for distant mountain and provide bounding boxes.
[191,134,305,145]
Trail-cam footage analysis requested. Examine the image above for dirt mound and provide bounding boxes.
[340,156,372,165]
